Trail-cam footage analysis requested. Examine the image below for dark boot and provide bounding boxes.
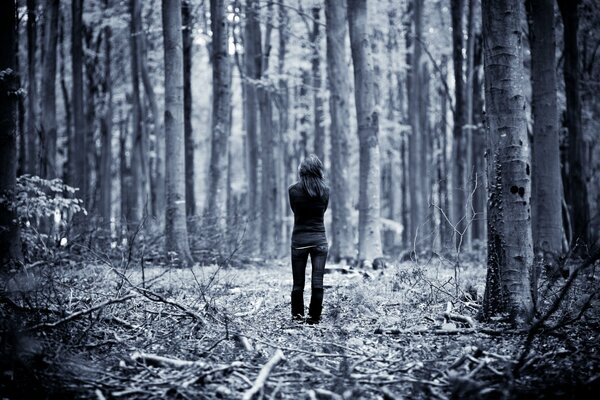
[307,288,323,324]
[291,290,304,321]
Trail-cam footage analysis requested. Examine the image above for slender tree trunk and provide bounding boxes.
[481,0,534,325]
[26,0,38,175]
[311,6,325,164]
[471,34,486,244]
[557,0,589,247]
[84,27,100,212]
[207,0,232,239]
[243,0,261,252]
[451,0,467,252]
[119,109,130,229]
[348,0,382,265]
[40,0,59,179]
[526,0,562,263]
[99,0,113,228]
[0,0,23,266]
[464,0,475,250]
[162,0,194,266]
[326,0,354,262]
[71,0,87,205]
[182,0,195,217]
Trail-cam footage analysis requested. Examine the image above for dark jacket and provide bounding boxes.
[288,182,329,248]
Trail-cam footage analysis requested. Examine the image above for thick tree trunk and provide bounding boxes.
[71,0,87,205]
[325,0,354,262]
[557,0,589,247]
[182,0,195,218]
[162,0,194,266]
[311,6,325,164]
[26,0,38,175]
[0,0,23,266]
[348,0,382,264]
[207,0,232,238]
[481,0,534,325]
[451,0,468,252]
[526,0,562,262]
[40,0,59,179]
[99,0,113,228]
[243,0,261,252]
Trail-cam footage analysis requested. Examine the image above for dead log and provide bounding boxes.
[242,349,285,400]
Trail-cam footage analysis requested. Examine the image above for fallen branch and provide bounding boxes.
[24,294,136,332]
[130,351,206,369]
[374,327,505,336]
[242,349,285,400]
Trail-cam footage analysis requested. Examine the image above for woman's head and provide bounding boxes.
[298,154,327,198]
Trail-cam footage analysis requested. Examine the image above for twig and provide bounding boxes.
[130,351,206,369]
[242,349,285,400]
[24,294,136,331]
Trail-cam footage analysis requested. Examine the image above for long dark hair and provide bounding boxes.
[298,154,327,198]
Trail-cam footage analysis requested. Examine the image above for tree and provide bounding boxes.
[348,0,382,264]
[310,6,325,164]
[182,0,195,217]
[207,0,232,236]
[162,0,194,266]
[450,0,468,251]
[526,0,563,260]
[0,0,23,266]
[481,0,534,324]
[26,0,38,175]
[70,0,87,206]
[325,0,354,262]
[40,0,59,179]
[558,0,590,247]
[244,0,261,252]
[99,0,113,227]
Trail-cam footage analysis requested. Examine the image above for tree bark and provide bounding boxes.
[326,0,354,262]
[40,0,59,179]
[0,0,23,266]
[182,0,195,218]
[526,0,562,261]
[207,0,232,238]
[26,0,38,175]
[481,0,534,325]
[348,0,382,264]
[451,0,467,252]
[243,0,261,252]
[311,6,325,164]
[557,0,589,247]
[162,0,194,266]
[99,0,113,228]
[71,0,87,206]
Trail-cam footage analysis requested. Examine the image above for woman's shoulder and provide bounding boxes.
[288,182,300,192]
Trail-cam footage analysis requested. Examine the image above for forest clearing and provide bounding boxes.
[3,252,599,399]
[1,0,600,398]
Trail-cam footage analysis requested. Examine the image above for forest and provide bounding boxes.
[0,0,599,398]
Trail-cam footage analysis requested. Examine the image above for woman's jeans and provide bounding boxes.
[291,244,328,291]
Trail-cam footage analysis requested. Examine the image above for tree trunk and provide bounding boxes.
[207,0,232,239]
[348,0,382,264]
[162,0,194,266]
[471,33,486,244]
[129,0,148,225]
[526,0,562,263]
[26,0,38,175]
[243,0,261,252]
[99,0,113,228]
[311,6,325,164]
[182,0,195,218]
[325,0,354,262]
[40,0,59,179]
[0,0,23,266]
[71,0,87,206]
[464,0,475,250]
[481,0,534,325]
[557,0,589,247]
[451,0,467,252]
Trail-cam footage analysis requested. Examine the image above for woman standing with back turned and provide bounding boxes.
[288,154,330,324]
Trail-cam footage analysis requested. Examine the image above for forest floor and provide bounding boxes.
[1,253,599,399]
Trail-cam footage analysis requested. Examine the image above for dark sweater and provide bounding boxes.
[288,182,329,248]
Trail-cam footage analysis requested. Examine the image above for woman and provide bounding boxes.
[288,154,329,324]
